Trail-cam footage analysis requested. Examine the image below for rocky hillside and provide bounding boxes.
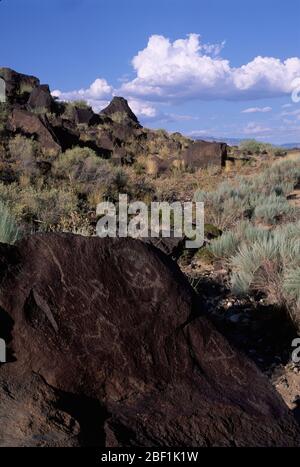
[0,67,227,171]
[0,68,233,237]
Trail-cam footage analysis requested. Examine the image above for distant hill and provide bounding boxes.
[280,143,300,150]
[194,136,300,149]
[193,136,244,146]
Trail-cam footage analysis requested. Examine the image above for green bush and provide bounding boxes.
[209,231,240,259]
[0,182,78,228]
[206,216,300,327]
[283,268,300,305]
[230,236,282,296]
[72,100,89,109]
[0,201,20,244]
[110,111,130,125]
[239,139,281,155]
[208,220,300,325]
[253,194,297,224]
[53,146,106,182]
[8,135,37,176]
[194,158,300,229]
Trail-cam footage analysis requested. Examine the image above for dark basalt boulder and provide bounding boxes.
[64,106,104,126]
[92,129,115,151]
[142,234,186,259]
[110,121,138,142]
[0,233,299,447]
[72,106,102,126]
[7,108,61,156]
[49,120,113,158]
[100,96,141,127]
[27,84,54,112]
[0,68,40,105]
[182,140,227,169]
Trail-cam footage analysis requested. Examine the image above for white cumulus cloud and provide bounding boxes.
[128,99,157,118]
[52,78,113,101]
[52,78,114,111]
[120,34,300,102]
[51,33,300,125]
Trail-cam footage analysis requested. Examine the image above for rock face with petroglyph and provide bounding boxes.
[0,233,299,446]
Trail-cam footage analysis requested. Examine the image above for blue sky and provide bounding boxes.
[1,0,300,143]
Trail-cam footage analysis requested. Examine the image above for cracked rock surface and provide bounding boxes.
[0,233,299,446]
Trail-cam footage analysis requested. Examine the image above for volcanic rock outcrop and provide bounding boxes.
[8,108,60,156]
[0,67,40,105]
[100,96,141,127]
[0,233,299,447]
[27,84,54,113]
[0,68,229,169]
[182,140,228,169]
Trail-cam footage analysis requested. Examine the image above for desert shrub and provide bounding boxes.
[194,158,300,229]
[89,166,129,205]
[239,139,277,155]
[8,135,37,176]
[229,226,300,314]
[158,146,171,159]
[0,182,78,228]
[86,165,129,205]
[273,148,287,157]
[208,220,300,323]
[61,100,89,120]
[209,231,240,259]
[155,129,169,138]
[253,194,297,224]
[31,106,48,115]
[249,160,300,193]
[195,185,249,228]
[283,268,300,305]
[230,236,283,297]
[33,187,79,227]
[113,168,128,191]
[0,201,20,244]
[208,221,269,260]
[62,102,75,120]
[72,100,89,109]
[53,147,109,183]
[133,158,147,175]
[50,211,94,236]
[171,132,191,149]
[124,137,143,158]
[19,82,35,95]
[110,111,130,125]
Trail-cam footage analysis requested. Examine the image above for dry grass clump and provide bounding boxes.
[0,182,78,229]
[0,201,20,244]
[195,158,300,229]
[205,156,300,327]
